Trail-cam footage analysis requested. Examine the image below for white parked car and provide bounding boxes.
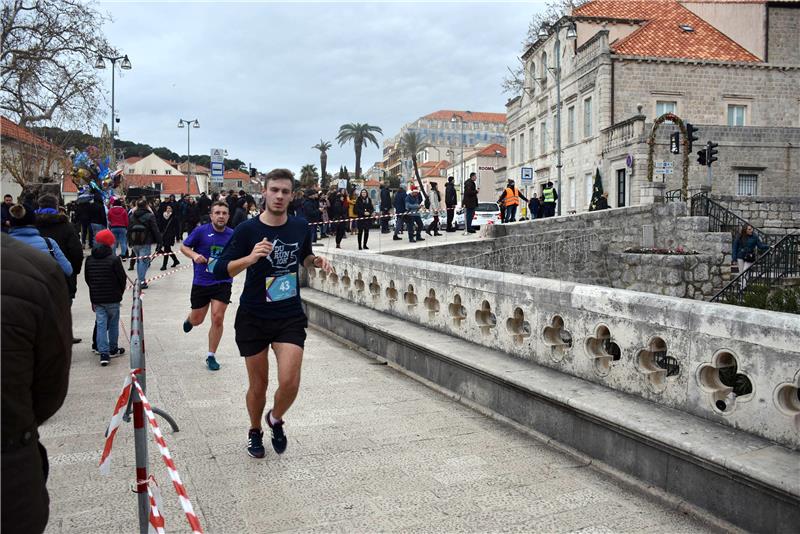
[468,202,502,228]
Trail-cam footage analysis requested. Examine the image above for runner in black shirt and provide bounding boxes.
[213,168,333,458]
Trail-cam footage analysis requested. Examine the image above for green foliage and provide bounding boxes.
[336,123,383,178]
[739,284,800,314]
[299,164,319,188]
[386,174,401,189]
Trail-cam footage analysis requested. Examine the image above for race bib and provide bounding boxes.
[207,245,224,274]
[265,273,297,302]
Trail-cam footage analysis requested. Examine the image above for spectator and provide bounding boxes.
[379,183,392,234]
[1,193,13,233]
[354,188,375,250]
[196,192,212,224]
[127,199,162,289]
[75,196,93,248]
[84,229,127,366]
[732,224,770,286]
[231,198,254,229]
[318,192,330,238]
[392,185,407,241]
[107,198,129,257]
[302,190,322,245]
[445,176,458,232]
[594,192,610,210]
[528,194,541,220]
[8,204,73,276]
[88,189,107,241]
[427,182,442,236]
[35,195,83,341]
[1,232,72,534]
[347,192,357,234]
[156,205,181,271]
[405,186,425,243]
[328,190,347,248]
[462,172,479,235]
[226,190,238,223]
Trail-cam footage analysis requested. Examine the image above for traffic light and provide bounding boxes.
[686,123,699,152]
[697,148,707,166]
[706,142,718,166]
[250,167,257,178]
[670,132,680,154]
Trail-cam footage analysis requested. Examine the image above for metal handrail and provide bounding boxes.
[665,189,683,202]
[690,192,775,245]
[711,233,800,305]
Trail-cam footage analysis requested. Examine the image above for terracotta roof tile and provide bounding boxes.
[1,116,55,150]
[125,174,200,195]
[422,110,506,123]
[421,160,450,178]
[475,143,507,157]
[573,0,760,62]
[125,156,142,164]
[223,169,250,181]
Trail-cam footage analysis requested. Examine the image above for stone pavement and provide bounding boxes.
[41,259,718,533]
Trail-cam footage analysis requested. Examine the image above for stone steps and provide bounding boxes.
[676,216,711,233]
[303,288,799,534]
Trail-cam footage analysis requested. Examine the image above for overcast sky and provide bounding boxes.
[98,1,539,173]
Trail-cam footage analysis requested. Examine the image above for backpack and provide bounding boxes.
[128,214,148,246]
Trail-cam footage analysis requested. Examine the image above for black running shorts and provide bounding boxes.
[190,283,232,309]
[234,308,308,356]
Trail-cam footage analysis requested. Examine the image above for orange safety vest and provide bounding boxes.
[504,187,520,206]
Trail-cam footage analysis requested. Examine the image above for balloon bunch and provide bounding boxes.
[71,146,123,204]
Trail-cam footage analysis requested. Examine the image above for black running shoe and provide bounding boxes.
[183,319,193,333]
[247,428,265,458]
[266,410,287,454]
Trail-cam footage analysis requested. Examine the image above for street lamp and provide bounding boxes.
[177,119,200,195]
[539,20,576,215]
[450,111,471,199]
[94,54,132,165]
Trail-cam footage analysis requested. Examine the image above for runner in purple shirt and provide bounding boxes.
[180,201,234,371]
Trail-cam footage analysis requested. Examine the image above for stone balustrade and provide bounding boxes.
[307,249,800,449]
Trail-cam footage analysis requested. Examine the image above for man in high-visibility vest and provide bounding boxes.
[541,181,558,218]
[497,179,528,223]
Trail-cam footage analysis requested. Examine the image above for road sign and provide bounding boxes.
[520,167,533,183]
[210,148,225,183]
[654,161,674,169]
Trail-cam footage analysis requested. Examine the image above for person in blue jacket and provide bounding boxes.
[732,224,770,275]
[8,204,73,276]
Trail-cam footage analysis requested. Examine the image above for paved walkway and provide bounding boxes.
[42,260,716,533]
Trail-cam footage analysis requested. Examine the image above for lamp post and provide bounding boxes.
[177,119,200,194]
[450,111,471,199]
[94,54,132,165]
[538,20,576,216]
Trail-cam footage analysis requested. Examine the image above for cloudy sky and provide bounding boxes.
[98,1,540,174]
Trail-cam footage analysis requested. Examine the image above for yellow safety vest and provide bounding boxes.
[504,187,520,206]
[542,187,555,203]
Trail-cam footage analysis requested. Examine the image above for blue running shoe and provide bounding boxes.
[206,355,220,371]
[247,428,265,458]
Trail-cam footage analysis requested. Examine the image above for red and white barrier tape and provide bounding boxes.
[100,371,203,533]
[143,263,193,285]
[305,205,457,227]
[146,475,166,534]
[131,375,203,533]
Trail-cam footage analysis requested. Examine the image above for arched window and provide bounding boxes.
[541,52,548,87]
[528,62,537,92]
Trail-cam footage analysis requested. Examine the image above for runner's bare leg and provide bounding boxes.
[187,304,209,327]
[244,349,269,429]
[271,342,303,420]
[208,300,228,353]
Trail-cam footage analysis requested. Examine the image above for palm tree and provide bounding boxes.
[399,130,430,200]
[336,123,383,185]
[299,164,319,188]
[312,139,332,189]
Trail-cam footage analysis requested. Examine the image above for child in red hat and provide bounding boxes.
[84,229,127,366]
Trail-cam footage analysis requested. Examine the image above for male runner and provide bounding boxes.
[180,201,234,371]
[213,169,333,458]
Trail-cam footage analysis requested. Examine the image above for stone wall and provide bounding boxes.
[613,60,800,128]
[768,6,800,65]
[388,203,732,300]
[305,248,800,449]
[711,195,800,235]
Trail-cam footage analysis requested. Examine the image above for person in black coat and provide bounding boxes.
[1,232,72,534]
[35,195,83,300]
[528,194,541,220]
[328,191,347,248]
[231,198,254,228]
[354,189,375,250]
[302,190,322,244]
[156,204,180,270]
[196,192,212,224]
[392,186,407,240]
[379,184,392,233]
[445,176,458,231]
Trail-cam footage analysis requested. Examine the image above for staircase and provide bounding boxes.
[690,193,800,307]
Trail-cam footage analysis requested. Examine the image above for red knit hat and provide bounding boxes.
[94,229,115,247]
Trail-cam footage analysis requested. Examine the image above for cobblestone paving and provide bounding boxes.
[41,262,717,533]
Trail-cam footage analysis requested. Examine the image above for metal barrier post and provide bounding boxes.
[129,280,149,534]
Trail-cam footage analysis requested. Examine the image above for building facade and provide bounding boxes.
[505,0,800,214]
[445,143,508,203]
[381,110,506,181]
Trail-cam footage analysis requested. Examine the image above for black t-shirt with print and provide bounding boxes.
[213,215,312,319]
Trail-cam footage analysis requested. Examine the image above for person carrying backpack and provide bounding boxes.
[127,199,162,289]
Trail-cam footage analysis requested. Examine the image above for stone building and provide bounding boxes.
[381,110,506,180]
[445,143,508,202]
[505,0,800,214]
